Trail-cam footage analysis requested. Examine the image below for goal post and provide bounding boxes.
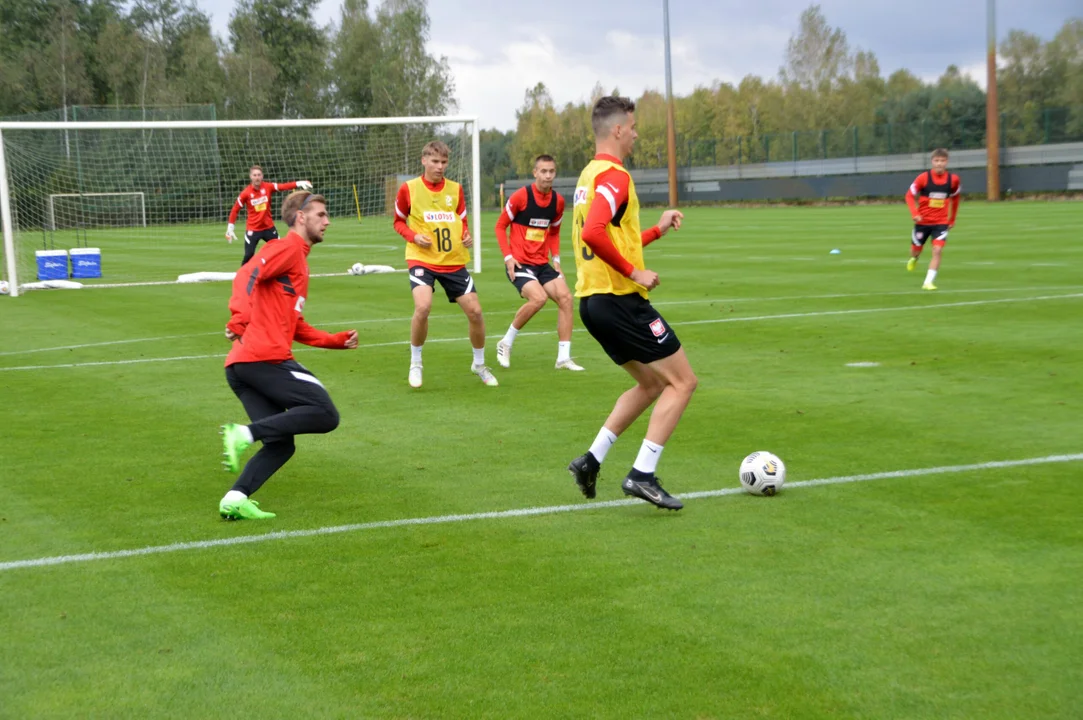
[0,116,482,293]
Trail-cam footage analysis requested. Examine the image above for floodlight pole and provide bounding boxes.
[663,0,679,207]
[986,0,1000,201]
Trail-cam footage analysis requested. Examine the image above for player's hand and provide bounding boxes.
[505,257,520,281]
[226,223,236,244]
[912,214,923,223]
[225,326,239,341]
[297,180,313,191]
[552,259,562,276]
[462,230,474,249]
[344,330,359,349]
[658,210,684,235]
[413,233,433,249]
[630,268,660,290]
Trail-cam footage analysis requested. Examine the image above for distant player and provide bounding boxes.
[218,191,358,520]
[494,154,583,372]
[226,165,313,265]
[394,141,498,388]
[905,148,961,290]
[566,96,696,511]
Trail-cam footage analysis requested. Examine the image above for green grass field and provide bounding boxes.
[2,202,1082,719]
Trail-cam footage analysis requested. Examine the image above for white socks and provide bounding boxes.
[222,490,247,503]
[924,269,938,285]
[557,341,571,363]
[632,440,664,475]
[589,427,618,463]
[502,326,519,347]
[410,344,423,365]
[473,347,485,367]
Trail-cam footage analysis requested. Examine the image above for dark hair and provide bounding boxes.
[931,148,949,159]
[591,96,636,137]
[534,154,556,167]
[282,191,325,225]
[250,165,263,173]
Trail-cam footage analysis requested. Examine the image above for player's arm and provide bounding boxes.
[393,184,432,248]
[547,195,564,268]
[271,180,312,192]
[948,175,962,226]
[226,189,247,242]
[458,185,472,248]
[581,172,657,288]
[906,174,924,221]
[225,265,254,339]
[497,189,524,275]
[641,210,683,247]
[295,318,358,349]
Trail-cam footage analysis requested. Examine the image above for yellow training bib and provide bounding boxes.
[571,160,646,298]
[404,177,469,267]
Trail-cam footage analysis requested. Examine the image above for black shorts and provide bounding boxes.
[579,293,681,366]
[509,263,562,295]
[226,359,337,441]
[912,225,950,247]
[408,266,476,303]
[243,227,280,263]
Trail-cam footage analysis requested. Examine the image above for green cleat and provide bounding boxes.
[219,498,276,521]
[220,423,252,473]
[907,257,917,272]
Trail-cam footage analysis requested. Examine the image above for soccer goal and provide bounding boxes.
[0,116,482,296]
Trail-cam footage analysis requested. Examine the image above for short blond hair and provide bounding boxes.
[422,141,450,159]
[281,191,325,226]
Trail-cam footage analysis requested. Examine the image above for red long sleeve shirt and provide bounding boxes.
[228,181,299,231]
[495,185,564,265]
[393,177,469,273]
[225,231,351,366]
[905,171,961,226]
[581,158,662,277]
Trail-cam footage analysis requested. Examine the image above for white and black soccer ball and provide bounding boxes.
[349,263,364,276]
[739,451,786,496]
[0,280,9,295]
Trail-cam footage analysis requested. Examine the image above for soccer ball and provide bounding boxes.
[349,263,364,275]
[739,451,786,496]
[0,280,9,295]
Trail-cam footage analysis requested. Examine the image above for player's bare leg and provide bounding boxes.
[497,281,546,368]
[568,360,663,499]
[544,278,583,371]
[923,241,945,290]
[457,292,498,386]
[409,285,433,387]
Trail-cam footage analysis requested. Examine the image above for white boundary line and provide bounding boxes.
[2,453,1079,573]
[2,292,1081,373]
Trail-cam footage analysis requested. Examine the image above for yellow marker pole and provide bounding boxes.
[499,183,505,208]
[352,184,362,223]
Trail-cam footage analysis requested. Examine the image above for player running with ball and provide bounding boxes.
[226,165,312,265]
[394,141,498,389]
[218,191,358,520]
[494,154,583,372]
[566,96,697,511]
[905,148,961,290]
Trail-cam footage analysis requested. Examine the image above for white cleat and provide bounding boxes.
[408,363,423,388]
[471,364,499,387]
[555,359,585,372]
[496,341,512,368]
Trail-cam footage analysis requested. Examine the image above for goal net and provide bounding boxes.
[0,117,481,295]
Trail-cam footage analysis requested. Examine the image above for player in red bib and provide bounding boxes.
[905,148,961,290]
[226,165,313,265]
[494,154,583,372]
[217,191,358,521]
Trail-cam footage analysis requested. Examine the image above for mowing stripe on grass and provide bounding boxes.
[1,453,1079,573]
[3,291,1081,373]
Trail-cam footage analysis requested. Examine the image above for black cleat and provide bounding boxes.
[568,452,601,499]
[622,471,683,511]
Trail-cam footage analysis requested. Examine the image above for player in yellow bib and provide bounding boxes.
[393,141,498,388]
[566,96,696,511]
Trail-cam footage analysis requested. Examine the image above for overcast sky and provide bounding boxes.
[197,0,1078,131]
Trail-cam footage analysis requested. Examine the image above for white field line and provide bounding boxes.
[5,285,1079,358]
[2,292,1081,373]
[1,453,1079,574]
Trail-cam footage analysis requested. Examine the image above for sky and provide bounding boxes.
[197,0,1079,131]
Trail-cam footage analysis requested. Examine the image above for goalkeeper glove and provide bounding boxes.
[226,223,236,243]
[297,180,313,190]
